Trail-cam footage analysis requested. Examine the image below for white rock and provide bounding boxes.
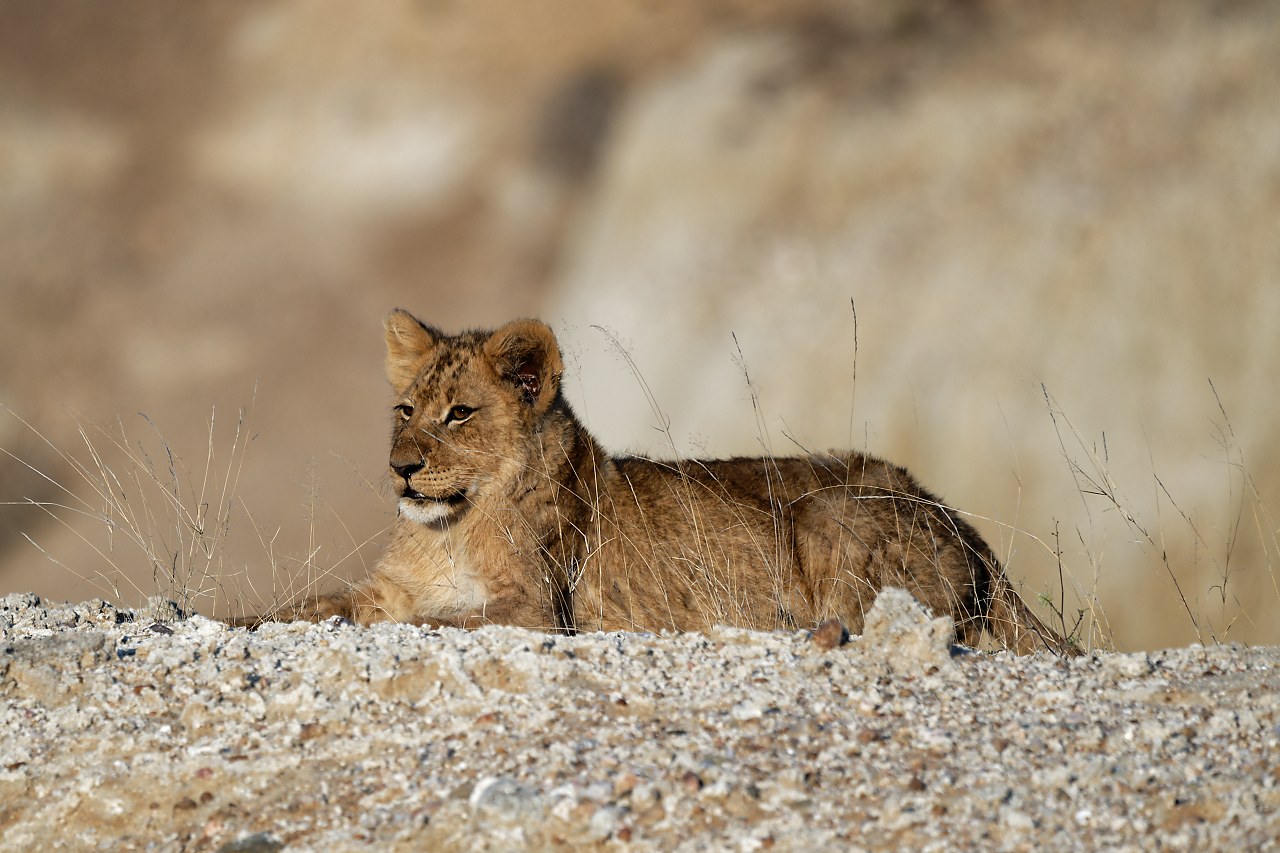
[855,587,957,676]
[1102,653,1153,681]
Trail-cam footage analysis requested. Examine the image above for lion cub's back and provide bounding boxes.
[604,451,928,537]
[596,451,985,631]
[621,451,912,503]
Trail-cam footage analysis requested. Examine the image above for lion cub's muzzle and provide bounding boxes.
[392,460,473,522]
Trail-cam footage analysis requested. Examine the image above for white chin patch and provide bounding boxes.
[399,499,456,525]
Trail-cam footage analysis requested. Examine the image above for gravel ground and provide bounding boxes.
[2,589,1278,853]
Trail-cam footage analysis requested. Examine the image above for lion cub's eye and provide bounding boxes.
[447,405,475,424]
[394,404,414,421]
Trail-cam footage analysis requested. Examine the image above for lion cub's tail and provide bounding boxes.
[981,555,1083,657]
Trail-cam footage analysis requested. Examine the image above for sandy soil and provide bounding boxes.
[2,590,1277,852]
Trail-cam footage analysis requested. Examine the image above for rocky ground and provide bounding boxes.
[1,589,1278,852]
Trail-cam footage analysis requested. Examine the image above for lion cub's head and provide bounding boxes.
[381,310,565,525]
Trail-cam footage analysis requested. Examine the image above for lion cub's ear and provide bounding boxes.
[483,320,564,415]
[384,310,440,394]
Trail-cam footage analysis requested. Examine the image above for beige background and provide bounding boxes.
[2,0,1277,651]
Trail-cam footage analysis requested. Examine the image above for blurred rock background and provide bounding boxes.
[2,0,1277,651]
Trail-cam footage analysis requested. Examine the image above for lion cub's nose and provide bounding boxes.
[392,462,423,481]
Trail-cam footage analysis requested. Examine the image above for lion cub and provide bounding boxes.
[268,310,1071,655]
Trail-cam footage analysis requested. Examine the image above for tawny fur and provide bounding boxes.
[248,311,1075,656]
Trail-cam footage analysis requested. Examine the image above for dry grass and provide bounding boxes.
[1037,381,1279,650]
[0,397,385,621]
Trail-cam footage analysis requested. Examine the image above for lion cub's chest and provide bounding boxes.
[382,521,490,617]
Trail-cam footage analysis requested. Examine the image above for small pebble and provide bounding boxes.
[809,619,848,650]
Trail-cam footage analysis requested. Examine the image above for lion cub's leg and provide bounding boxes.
[223,588,373,629]
[226,574,445,629]
[276,590,360,623]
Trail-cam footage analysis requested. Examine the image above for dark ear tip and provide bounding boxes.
[385,308,417,326]
[384,309,410,332]
[385,309,442,341]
